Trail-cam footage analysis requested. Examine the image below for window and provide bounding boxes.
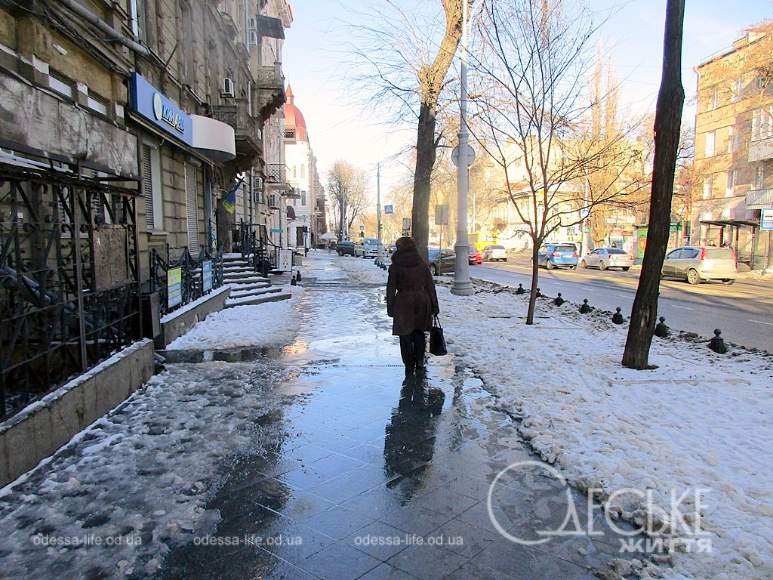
[703,175,713,199]
[49,70,73,98]
[683,249,700,259]
[727,126,734,154]
[141,144,163,231]
[704,131,715,157]
[726,169,736,196]
[301,164,306,178]
[184,163,200,252]
[301,191,307,206]
[731,78,741,102]
[751,107,773,141]
[87,91,107,115]
[710,86,719,110]
[755,165,764,189]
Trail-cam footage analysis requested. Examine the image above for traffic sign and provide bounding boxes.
[384,204,394,214]
[452,144,476,168]
[435,204,449,226]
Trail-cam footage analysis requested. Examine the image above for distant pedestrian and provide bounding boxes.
[386,237,439,376]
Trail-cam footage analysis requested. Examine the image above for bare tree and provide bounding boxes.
[348,0,471,259]
[469,0,645,324]
[327,161,367,241]
[622,0,686,369]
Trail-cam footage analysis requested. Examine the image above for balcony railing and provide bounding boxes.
[254,64,285,120]
[746,188,773,210]
[748,136,772,162]
[211,100,261,164]
[265,163,287,184]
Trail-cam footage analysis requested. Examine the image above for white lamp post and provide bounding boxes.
[452,0,474,296]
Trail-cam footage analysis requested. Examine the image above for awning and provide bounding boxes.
[191,115,236,162]
[286,206,296,220]
[700,219,759,228]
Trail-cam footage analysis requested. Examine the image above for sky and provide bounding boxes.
[282,0,771,203]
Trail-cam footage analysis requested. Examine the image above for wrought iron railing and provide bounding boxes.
[235,221,278,275]
[265,163,287,184]
[0,158,142,420]
[148,246,224,317]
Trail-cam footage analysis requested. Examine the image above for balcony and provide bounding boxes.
[265,163,287,187]
[211,99,262,170]
[748,137,773,162]
[253,64,285,121]
[746,188,773,210]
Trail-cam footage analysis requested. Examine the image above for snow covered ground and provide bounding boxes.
[337,255,773,579]
[166,286,303,351]
[0,360,295,577]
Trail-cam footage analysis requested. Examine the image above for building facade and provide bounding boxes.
[692,25,772,269]
[0,0,290,416]
[284,85,325,250]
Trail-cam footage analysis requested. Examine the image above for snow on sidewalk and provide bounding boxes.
[338,255,773,579]
[167,286,303,351]
[0,361,294,578]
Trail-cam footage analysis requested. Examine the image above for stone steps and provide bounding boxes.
[229,280,271,291]
[225,291,292,308]
[229,286,283,299]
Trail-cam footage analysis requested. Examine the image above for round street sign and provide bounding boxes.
[452,144,476,168]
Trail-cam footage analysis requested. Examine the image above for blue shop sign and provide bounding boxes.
[129,73,193,146]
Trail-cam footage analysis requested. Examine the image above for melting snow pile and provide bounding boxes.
[166,287,303,351]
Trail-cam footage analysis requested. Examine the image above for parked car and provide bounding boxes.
[482,245,508,262]
[661,246,737,285]
[361,237,383,259]
[336,240,356,256]
[469,248,483,265]
[428,247,455,275]
[580,247,633,271]
[536,243,579,269]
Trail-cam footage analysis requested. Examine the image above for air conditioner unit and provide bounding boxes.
[222,77,235,97]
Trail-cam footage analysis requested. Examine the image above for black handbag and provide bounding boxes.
[429,315,447,356]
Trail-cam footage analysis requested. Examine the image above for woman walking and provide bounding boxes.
[386,237,439,376]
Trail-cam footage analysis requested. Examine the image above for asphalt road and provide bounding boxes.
[468,259,773,352]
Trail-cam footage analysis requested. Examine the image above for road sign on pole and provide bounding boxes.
[435,204,449,226]
[384,204,394,214]
[451,144,476,168]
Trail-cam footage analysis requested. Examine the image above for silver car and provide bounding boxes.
[661,246,737,285]
[580,247,633,271]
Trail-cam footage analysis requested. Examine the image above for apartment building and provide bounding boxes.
[0,0,289,416]
[692,24,772,269]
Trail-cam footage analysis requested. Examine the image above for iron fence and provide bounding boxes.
[148,245,224,317]
[235,221,278,275]
[0,159,142,420]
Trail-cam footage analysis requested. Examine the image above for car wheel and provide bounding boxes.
[622,267,630,272]
[722,278,735,285]
[580,260,587,269]
[687,269,701,285]
[599,261,607,271]
[546,261,554,270]
[432,264,439,276]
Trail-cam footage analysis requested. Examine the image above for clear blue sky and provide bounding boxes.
[283,0,771,199]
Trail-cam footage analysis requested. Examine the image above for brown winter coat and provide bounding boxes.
[386,249,439,336]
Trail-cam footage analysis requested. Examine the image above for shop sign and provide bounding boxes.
[202,260,213,292]
[761,208,773,231]
[168,267,183,308]
[130,73,193,146]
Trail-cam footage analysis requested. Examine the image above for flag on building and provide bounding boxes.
[223,177,243,214]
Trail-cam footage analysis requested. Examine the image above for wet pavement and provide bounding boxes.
[159,255,640,580]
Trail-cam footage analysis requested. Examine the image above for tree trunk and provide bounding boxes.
[526,243,539,325]
[622,0,685,369]
[412,102,437,259]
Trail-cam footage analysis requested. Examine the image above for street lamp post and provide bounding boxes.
[376,163,384,263]
[452,0,474,296]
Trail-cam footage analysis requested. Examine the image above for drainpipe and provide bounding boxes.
[59,0,150,57]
